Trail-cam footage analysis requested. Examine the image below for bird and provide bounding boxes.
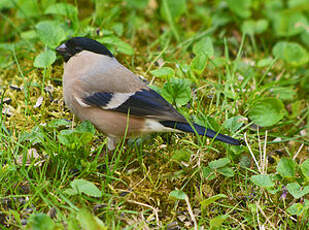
[55,37,242,150]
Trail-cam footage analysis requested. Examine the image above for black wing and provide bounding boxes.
[83,88,185,121]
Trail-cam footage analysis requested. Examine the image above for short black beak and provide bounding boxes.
[56,43,67,54]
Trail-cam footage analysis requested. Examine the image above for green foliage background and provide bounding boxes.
[0,0,308,229]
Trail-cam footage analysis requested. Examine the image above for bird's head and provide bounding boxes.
[56,37,113,62]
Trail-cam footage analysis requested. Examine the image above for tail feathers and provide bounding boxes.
[160,121,242,146]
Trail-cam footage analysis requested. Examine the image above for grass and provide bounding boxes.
[0,0,309,229]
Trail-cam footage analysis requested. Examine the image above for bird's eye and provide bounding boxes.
[75,46,83,52]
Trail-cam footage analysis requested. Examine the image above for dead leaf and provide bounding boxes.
[34,96,43,108]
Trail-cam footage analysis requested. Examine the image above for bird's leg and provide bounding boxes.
[107,136,120,150]
[71,114,75,130]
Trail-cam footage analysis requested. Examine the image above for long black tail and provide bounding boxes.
[160,121,242,145]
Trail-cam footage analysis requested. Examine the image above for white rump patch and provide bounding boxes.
[143,119,175,133]
[103,92,134,109]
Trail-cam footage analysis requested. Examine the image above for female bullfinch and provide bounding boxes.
[56,37,242,150]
